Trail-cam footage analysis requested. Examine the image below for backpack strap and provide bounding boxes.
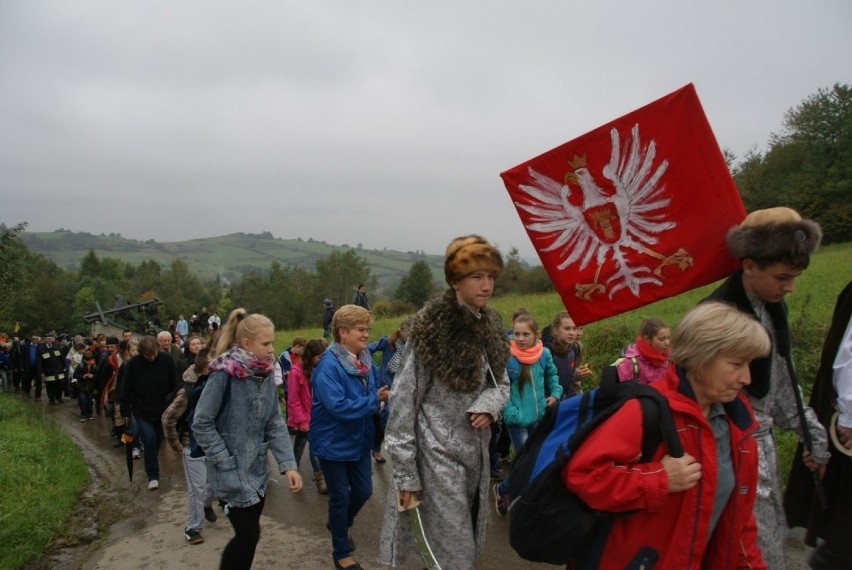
[610,356,640,381]
[637,391,683,460]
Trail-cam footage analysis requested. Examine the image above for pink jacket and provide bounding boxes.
[616,343,669,385]
[286,361,312,431]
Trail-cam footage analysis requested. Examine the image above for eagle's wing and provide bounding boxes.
[602,124,674,249]
[514,167,602,271]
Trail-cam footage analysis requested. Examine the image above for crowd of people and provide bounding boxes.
[3,208,850,569]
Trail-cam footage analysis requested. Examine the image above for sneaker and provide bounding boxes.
[493,483,509,518]
[148,479,159,490]
[87,416,94,421]
[184,528,204,545]
[132,448,141,460]
[204,506,217,523]
[80,417,87,422]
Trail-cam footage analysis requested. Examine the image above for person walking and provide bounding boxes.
[310,305,388,570]
[162,348,217,546]
[286,339,328,494]
[120,335,178,490]
[704,207,829,569]
[322,299,335,342]
[615,317,671,385]
[785,280,852,569]
[564,302,769,568]
[351,285,370,310]
[192,308,302,569]
[379,235,510,569]
[38,332,67,405]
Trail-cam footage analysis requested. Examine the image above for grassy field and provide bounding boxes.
[0,396,88,568]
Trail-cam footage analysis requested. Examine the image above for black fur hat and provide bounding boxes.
[726,207,822,266]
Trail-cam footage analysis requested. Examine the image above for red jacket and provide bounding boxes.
[286,361,312,431]
[562,367,765,569]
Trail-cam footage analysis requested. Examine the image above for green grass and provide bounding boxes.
[0,396,89,568]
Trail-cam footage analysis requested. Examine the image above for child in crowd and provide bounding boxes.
[367,317,412,464]
[615,317,671,385]
[545,311,592,398]
[162,348,216,545]
[278,337,306,404]
[193,309,302,569]
[73,351,98,421]
[493,312,562,517]
[287,339,327,494]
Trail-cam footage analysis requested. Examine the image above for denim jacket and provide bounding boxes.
[192,369,297,508]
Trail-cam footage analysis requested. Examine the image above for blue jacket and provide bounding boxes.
[368,336,398,388]
[192,368,297,508]
[309,349,380,461]
[502,348,562,427]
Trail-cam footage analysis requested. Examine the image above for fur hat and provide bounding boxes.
[444,235,503,285]
[726,207,822,266]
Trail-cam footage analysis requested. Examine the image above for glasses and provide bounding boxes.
[350,327,372,334]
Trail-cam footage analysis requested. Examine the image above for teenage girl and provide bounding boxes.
[493,313,562,516]
[193,308,302,569]
[545,311,584,398]
[615,317,671,385]
[287,338,328,494]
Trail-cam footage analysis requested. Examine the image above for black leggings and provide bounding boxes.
[221,497,265,570]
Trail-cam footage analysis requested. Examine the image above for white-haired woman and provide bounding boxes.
[564,301,770,568]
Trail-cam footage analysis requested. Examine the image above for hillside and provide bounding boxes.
[20,230,446,291]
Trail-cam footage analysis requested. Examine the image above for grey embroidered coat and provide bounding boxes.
[378,349,509,568]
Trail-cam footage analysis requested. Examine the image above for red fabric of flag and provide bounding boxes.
[501,84,745,325]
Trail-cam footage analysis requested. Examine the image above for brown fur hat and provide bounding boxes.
[444,235,504,285]
[727,207,822,267]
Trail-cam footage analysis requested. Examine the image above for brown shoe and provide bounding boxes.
[314,471,328,495]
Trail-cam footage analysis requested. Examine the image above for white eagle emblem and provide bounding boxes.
[515,124,693,300]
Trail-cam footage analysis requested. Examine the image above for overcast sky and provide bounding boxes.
[2,1,849,261]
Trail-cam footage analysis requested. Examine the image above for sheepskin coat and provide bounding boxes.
[378,289,509,569]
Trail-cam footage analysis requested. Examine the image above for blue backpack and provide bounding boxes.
[507,366,683,565]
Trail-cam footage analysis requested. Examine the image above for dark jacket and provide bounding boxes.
[703,269,791,399]
[120,352,177,422]
[73,361,98,393]
[784,280,852,549]
[37,343,66,381]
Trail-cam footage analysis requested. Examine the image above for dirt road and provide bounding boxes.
[31,401,813,569]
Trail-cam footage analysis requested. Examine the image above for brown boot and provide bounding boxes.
[314,471,328,495]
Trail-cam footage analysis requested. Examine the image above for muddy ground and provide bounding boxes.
[25,400,814,569]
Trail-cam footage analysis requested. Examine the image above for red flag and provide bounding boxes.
[501,84,745,325]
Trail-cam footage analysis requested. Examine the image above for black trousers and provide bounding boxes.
[45,380,63,403]
[220,496,265,570]
[22,368,41,398]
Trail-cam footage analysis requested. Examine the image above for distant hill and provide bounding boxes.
[20,230,445,293]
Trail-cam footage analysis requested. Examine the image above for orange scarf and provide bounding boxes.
[510,340,544,365]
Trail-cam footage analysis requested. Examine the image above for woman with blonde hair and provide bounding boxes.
[564,302,770,568]
[193,308,302,569]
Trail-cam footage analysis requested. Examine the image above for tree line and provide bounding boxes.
[2,83,848,337]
